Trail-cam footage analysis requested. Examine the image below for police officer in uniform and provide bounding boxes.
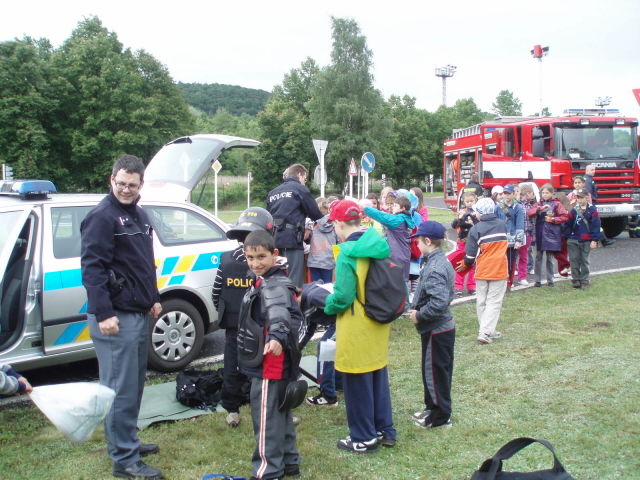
[266,164,323,287]
[212,207,277,427]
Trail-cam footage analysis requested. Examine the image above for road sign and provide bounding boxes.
[348,158,358,176]
[212,160,222,174]
[313,139,328,164]
[314,165,327,186]
[361,152,375,173]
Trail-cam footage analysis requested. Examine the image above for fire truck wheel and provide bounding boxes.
[601,217,626,239]
[147,298,205,372]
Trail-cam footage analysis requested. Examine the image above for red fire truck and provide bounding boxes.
[443,109,640,237]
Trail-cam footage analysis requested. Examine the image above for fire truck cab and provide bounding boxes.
[444,109,640,238]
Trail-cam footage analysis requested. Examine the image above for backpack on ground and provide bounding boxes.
[176,369,224,410]
[359,256,407,324]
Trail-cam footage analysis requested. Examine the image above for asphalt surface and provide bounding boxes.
[8,196,640,401]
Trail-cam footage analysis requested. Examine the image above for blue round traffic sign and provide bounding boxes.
[361,152,375,172]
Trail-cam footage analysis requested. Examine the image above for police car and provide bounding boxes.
[0,134,260,372]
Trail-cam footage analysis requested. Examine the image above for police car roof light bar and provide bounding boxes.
[0,180,57,198]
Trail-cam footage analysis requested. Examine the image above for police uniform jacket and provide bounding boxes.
[266,177,323,250]
[212,247,254,329]
[81,191,160,322]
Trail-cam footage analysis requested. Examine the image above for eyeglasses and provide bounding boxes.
[114,180,141,191]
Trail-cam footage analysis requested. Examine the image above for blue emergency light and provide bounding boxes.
[0,180,57,198]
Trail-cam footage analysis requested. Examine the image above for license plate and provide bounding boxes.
[598,206,615,213]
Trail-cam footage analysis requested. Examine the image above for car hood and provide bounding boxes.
[141,134,260,201]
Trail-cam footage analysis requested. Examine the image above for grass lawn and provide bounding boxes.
[1,272,638,479]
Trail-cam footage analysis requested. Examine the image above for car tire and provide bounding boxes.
[147,298,205,372]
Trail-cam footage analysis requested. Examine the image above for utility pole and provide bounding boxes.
[435,65,457,106]
[531,45,549,117]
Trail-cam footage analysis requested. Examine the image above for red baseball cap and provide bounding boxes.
[328,200,362,222]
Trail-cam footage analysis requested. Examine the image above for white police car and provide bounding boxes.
[0,134,259,372]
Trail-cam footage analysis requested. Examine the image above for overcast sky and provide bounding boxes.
[3,0,639,119]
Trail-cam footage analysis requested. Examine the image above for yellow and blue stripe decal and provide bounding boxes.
[54,321,91,345]
[157,252,222,289]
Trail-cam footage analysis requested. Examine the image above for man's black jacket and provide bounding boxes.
[266,177,323,249]
[81,192,160,322]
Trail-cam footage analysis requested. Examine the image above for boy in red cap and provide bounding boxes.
[324,200,396,453]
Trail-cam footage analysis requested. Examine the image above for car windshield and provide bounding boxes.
[554,125,638,160]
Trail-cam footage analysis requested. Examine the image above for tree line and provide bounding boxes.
[1,15,534,198]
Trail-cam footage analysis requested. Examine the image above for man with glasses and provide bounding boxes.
[266,163,323,287]
[81,155,163,479]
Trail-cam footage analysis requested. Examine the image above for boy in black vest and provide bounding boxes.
[237,230,304,480]
[212,207,277,427]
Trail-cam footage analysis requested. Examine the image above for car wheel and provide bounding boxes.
[147,298,204,372]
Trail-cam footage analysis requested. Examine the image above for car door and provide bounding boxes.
[40,202,97,357]
[141,134,260,202]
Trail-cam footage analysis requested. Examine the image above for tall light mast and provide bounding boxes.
[435,65,457,106]
[531,45,549,116]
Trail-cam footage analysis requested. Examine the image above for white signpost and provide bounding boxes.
[312,139,329,198]
[247,171,252,208]
[212,160,222,217]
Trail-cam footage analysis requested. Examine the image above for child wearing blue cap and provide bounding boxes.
[408,221,456,428]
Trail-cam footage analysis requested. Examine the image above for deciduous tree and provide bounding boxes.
[492,90,523,116]
[306,17,391,190]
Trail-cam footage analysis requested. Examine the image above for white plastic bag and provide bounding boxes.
[318,339,336,362]
[30,382,115,444]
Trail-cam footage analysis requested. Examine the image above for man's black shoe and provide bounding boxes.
[113,460,163,479]
[139,444,160,457]
[601,238,616,247]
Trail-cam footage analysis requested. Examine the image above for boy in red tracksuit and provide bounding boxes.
[237,230,304,480]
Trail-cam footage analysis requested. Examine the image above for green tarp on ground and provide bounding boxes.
[137,356,319,430]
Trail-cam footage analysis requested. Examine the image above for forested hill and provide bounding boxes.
[178,82,270,116]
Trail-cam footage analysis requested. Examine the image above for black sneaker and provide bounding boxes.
[284,464,301,478]
[337,436,378,454]
[414,418,453,429]
[412,409,431,421]
[376,431,396,447]
[113,460,163,479]
[306,393,338,406]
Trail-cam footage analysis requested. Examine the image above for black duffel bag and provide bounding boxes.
[176,369,224,410]
[471,437,576,480]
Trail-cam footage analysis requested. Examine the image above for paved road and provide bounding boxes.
[18,198,640,390]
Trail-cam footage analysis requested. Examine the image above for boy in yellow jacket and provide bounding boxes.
[324,200,396,454]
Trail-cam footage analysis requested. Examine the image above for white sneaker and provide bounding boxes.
[560,268,571,275]
[554,273,562,278]
[226,412,241,427]
[477,333,492,344]
[488,331,502,339]
[528,269,535,275]
[518,279,529,286]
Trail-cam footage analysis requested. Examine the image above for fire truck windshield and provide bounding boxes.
[554,126,637,160]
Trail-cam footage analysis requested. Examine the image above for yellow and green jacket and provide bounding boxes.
[324,227,392,374]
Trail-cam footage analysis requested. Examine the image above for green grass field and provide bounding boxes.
[1,272,638,480]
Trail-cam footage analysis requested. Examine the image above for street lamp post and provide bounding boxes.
[531,45,549,117]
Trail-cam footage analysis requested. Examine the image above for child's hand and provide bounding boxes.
[264,339,283,356]
[590,241,598,249]
[409,309,419,324]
